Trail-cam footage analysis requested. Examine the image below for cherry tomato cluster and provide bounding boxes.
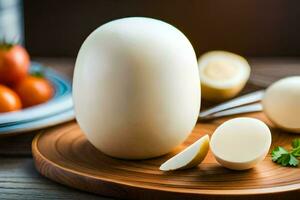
[0,43,54,113]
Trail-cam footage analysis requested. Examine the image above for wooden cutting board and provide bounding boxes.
[32,112,300,200]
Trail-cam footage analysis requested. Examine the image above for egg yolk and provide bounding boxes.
[203,60,238,81]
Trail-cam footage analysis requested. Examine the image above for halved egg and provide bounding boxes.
[198,51,251,102]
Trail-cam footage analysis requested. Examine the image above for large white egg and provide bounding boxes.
[262,76,300,133]
[73,17,200,159]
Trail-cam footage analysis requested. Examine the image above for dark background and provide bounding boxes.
[24,0,300,57]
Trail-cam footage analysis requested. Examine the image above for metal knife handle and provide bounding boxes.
[199,103,263,121]
[199,90,265,119]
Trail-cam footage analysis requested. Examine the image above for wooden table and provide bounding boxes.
[0,57,299,199]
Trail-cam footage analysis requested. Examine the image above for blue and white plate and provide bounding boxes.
[0,62,75,135]
[0,109,74,134]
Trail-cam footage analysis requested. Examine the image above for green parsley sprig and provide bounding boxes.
[271,139,300,167]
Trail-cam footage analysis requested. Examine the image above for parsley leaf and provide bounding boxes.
[291,139,300,157]
[272,146,288,161]
[276,153,289,166]
[271,139,300,167]
[289,154,299,166]
[292,148,300,157]
[292,139,300,149]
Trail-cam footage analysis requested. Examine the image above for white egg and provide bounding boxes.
[73,17,200,159]
[262,76,300,133]
[210,117,271,170]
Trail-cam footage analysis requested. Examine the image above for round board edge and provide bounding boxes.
[31,122,300,199]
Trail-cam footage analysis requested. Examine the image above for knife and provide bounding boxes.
[199,90,265,121]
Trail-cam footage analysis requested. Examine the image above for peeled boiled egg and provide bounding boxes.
[210,117,271,170]
[198,51,250,102]
[73,17,200,159]
[262,76,300,133]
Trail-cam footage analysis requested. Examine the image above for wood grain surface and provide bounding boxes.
[32,112,300,200]
[0,158,106,200]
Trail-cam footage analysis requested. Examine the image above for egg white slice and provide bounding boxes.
[159,135,209,171]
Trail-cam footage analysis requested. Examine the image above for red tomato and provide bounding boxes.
[14,76,54,107]
[0,84,22,113]
[0,44,30,85]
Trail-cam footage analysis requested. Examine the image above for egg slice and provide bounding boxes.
[262,76,300,133]
[210,118,271,170]
[159,135,209,171]
[198,51,251,102]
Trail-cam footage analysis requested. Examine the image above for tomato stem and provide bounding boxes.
[0,38,16,51]
[30,69,45,78]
